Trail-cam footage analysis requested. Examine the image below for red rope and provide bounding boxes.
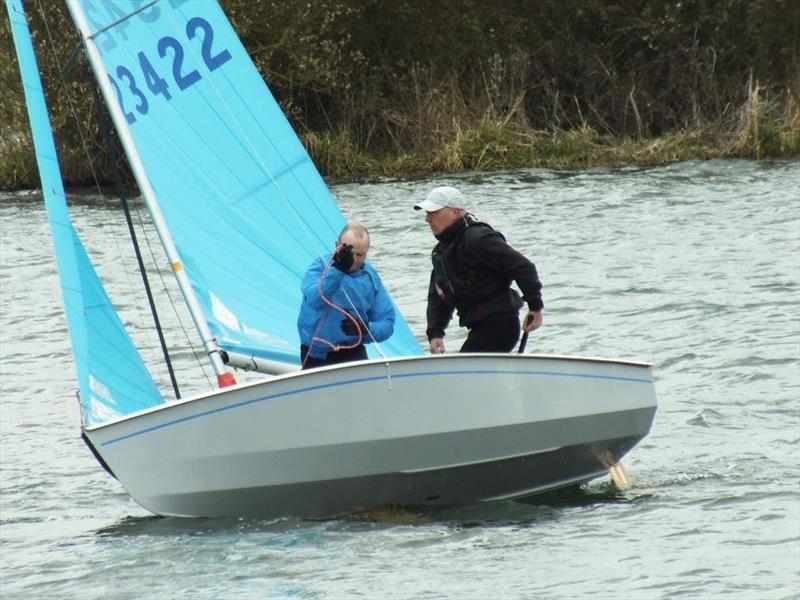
[302,254,364,367]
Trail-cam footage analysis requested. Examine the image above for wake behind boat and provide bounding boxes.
[7,0,657,518]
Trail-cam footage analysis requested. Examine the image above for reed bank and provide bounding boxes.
[1,0,798,191]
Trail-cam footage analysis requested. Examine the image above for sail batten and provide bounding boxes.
[67,0,422,365]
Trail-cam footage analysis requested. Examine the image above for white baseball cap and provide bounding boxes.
[414,186,465,212]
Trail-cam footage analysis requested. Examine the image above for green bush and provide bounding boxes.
[2,0,798,190]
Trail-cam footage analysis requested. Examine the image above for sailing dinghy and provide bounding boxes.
[8,0,657,518]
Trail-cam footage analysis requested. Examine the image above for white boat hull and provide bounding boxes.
[84,354,657,518]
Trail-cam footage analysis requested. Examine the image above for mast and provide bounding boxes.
[65,0,235,388]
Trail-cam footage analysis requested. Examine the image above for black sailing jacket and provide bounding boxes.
[425,215,543,340]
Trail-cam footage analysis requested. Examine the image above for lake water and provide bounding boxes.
[1,159,798,599]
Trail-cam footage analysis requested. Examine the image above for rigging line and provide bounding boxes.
[161,6,385,361]
[35,0,210,394]
[339,286,386,357]
[67,7,296,378]
[58,40,82,78]
[133,214,216,390]
[160,7,387,357]
[333,245,387,357]
[72,6,233,382]
[32,0,166,379]
[306,255,386,360]
[80,106,216,388]
[160,6,330,258]
[303,258,363,368]
[87,73,182,400]
[102,101,229,386]
[82,0,158,40]
[123,109,304,292]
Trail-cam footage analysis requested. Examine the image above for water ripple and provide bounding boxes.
[2,160,799,598]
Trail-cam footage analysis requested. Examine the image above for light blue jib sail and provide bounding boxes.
[70,0,422,364]
[6,0,164,425]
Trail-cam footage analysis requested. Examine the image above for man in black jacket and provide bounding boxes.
[414,186,543,353]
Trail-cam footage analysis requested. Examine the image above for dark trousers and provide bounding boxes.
[460,311,521,353]
[300,344,368,369]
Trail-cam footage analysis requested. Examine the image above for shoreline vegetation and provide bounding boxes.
[1,0,798,191]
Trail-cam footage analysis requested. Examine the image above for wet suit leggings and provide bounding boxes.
[459,311,521,353]
[300,344,367,369]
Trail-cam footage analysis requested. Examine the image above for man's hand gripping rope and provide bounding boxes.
[302,244,364,367]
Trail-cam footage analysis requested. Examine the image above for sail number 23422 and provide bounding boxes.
[107,16,232,125]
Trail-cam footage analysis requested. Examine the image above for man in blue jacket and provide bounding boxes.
[297,223,395,368]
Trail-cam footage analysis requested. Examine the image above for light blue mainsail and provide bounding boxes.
[6,0,164,425]
[70,0,423,364]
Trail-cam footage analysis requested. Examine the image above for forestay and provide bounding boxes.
[69,0,422,365]
[7,0,163,425]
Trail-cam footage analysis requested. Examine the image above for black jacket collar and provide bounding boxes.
[435,214,476,243]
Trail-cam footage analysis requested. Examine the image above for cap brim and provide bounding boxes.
[413,199,444,212]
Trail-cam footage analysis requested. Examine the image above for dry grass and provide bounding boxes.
[4,74,798,189]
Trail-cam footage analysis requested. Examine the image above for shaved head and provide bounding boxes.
[338,223,370,245]
[337,222,370,272]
